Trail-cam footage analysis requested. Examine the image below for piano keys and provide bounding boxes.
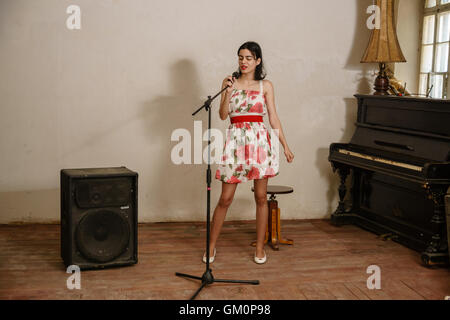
[329,94,450,267]
[336,148,423,172]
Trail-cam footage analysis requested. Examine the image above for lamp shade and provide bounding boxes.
[361,0,406,63]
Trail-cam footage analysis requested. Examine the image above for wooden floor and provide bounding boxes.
[0,219,449,300]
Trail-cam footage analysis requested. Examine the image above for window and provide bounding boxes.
[419,0,450,98]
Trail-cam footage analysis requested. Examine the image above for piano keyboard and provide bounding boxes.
[338,149,423,172]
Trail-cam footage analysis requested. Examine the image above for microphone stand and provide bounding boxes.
[175,85,260,300]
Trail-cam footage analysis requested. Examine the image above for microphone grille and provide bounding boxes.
[232,71,240,79]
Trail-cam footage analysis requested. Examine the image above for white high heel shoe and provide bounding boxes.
[254,250,267,264]
[202,248,216,264]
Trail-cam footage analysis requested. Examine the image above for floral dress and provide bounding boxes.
[215,80,279,184]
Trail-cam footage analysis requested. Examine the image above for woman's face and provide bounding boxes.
[238,49,261,76]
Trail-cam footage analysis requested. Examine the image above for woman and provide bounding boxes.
[205,41,294,265]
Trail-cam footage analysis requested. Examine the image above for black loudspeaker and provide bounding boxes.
[60,167,138,270]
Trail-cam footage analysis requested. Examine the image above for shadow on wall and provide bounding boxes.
[140,59,209,221]
[315,98,358,216]
[316,0,376,217]
[346,0,377,95]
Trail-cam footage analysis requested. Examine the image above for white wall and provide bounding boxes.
[0,0,404,223]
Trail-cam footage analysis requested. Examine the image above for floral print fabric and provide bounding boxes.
[215,80,279,184]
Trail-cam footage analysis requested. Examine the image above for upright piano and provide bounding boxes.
[329,94,450,266]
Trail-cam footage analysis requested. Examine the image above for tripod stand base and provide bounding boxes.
[175,269,259,300]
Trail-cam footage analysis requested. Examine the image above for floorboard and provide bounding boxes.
[0,220,448,300]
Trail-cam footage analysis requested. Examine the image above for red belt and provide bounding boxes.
[230,115,263,123]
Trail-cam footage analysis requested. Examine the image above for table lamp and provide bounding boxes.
[361,0,406,95]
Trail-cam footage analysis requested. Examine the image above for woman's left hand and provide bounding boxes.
[284,148,294,163]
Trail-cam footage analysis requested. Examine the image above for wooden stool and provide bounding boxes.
[251,185,294,250]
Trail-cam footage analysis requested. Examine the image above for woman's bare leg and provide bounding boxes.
[253,178,268,258]
[208,182,238,256]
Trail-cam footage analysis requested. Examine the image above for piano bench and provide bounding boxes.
[250,185,294,251]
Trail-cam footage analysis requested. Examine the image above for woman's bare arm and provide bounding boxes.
[219,76,235,120]
[264,80,294,162]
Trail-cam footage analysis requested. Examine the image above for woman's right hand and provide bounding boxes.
[219,75,237,120]
[224,75,236,94]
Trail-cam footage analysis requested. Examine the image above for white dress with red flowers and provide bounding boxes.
[215,80,279,184]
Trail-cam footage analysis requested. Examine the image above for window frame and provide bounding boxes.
[419,0,450,98]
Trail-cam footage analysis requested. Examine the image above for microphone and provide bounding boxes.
[226,72,240,89]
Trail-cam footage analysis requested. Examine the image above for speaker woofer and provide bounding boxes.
[75,209,130,263]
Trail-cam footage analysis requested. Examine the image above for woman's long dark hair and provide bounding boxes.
[237,41,266,80]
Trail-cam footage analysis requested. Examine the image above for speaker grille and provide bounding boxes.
[75,209,130,263]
